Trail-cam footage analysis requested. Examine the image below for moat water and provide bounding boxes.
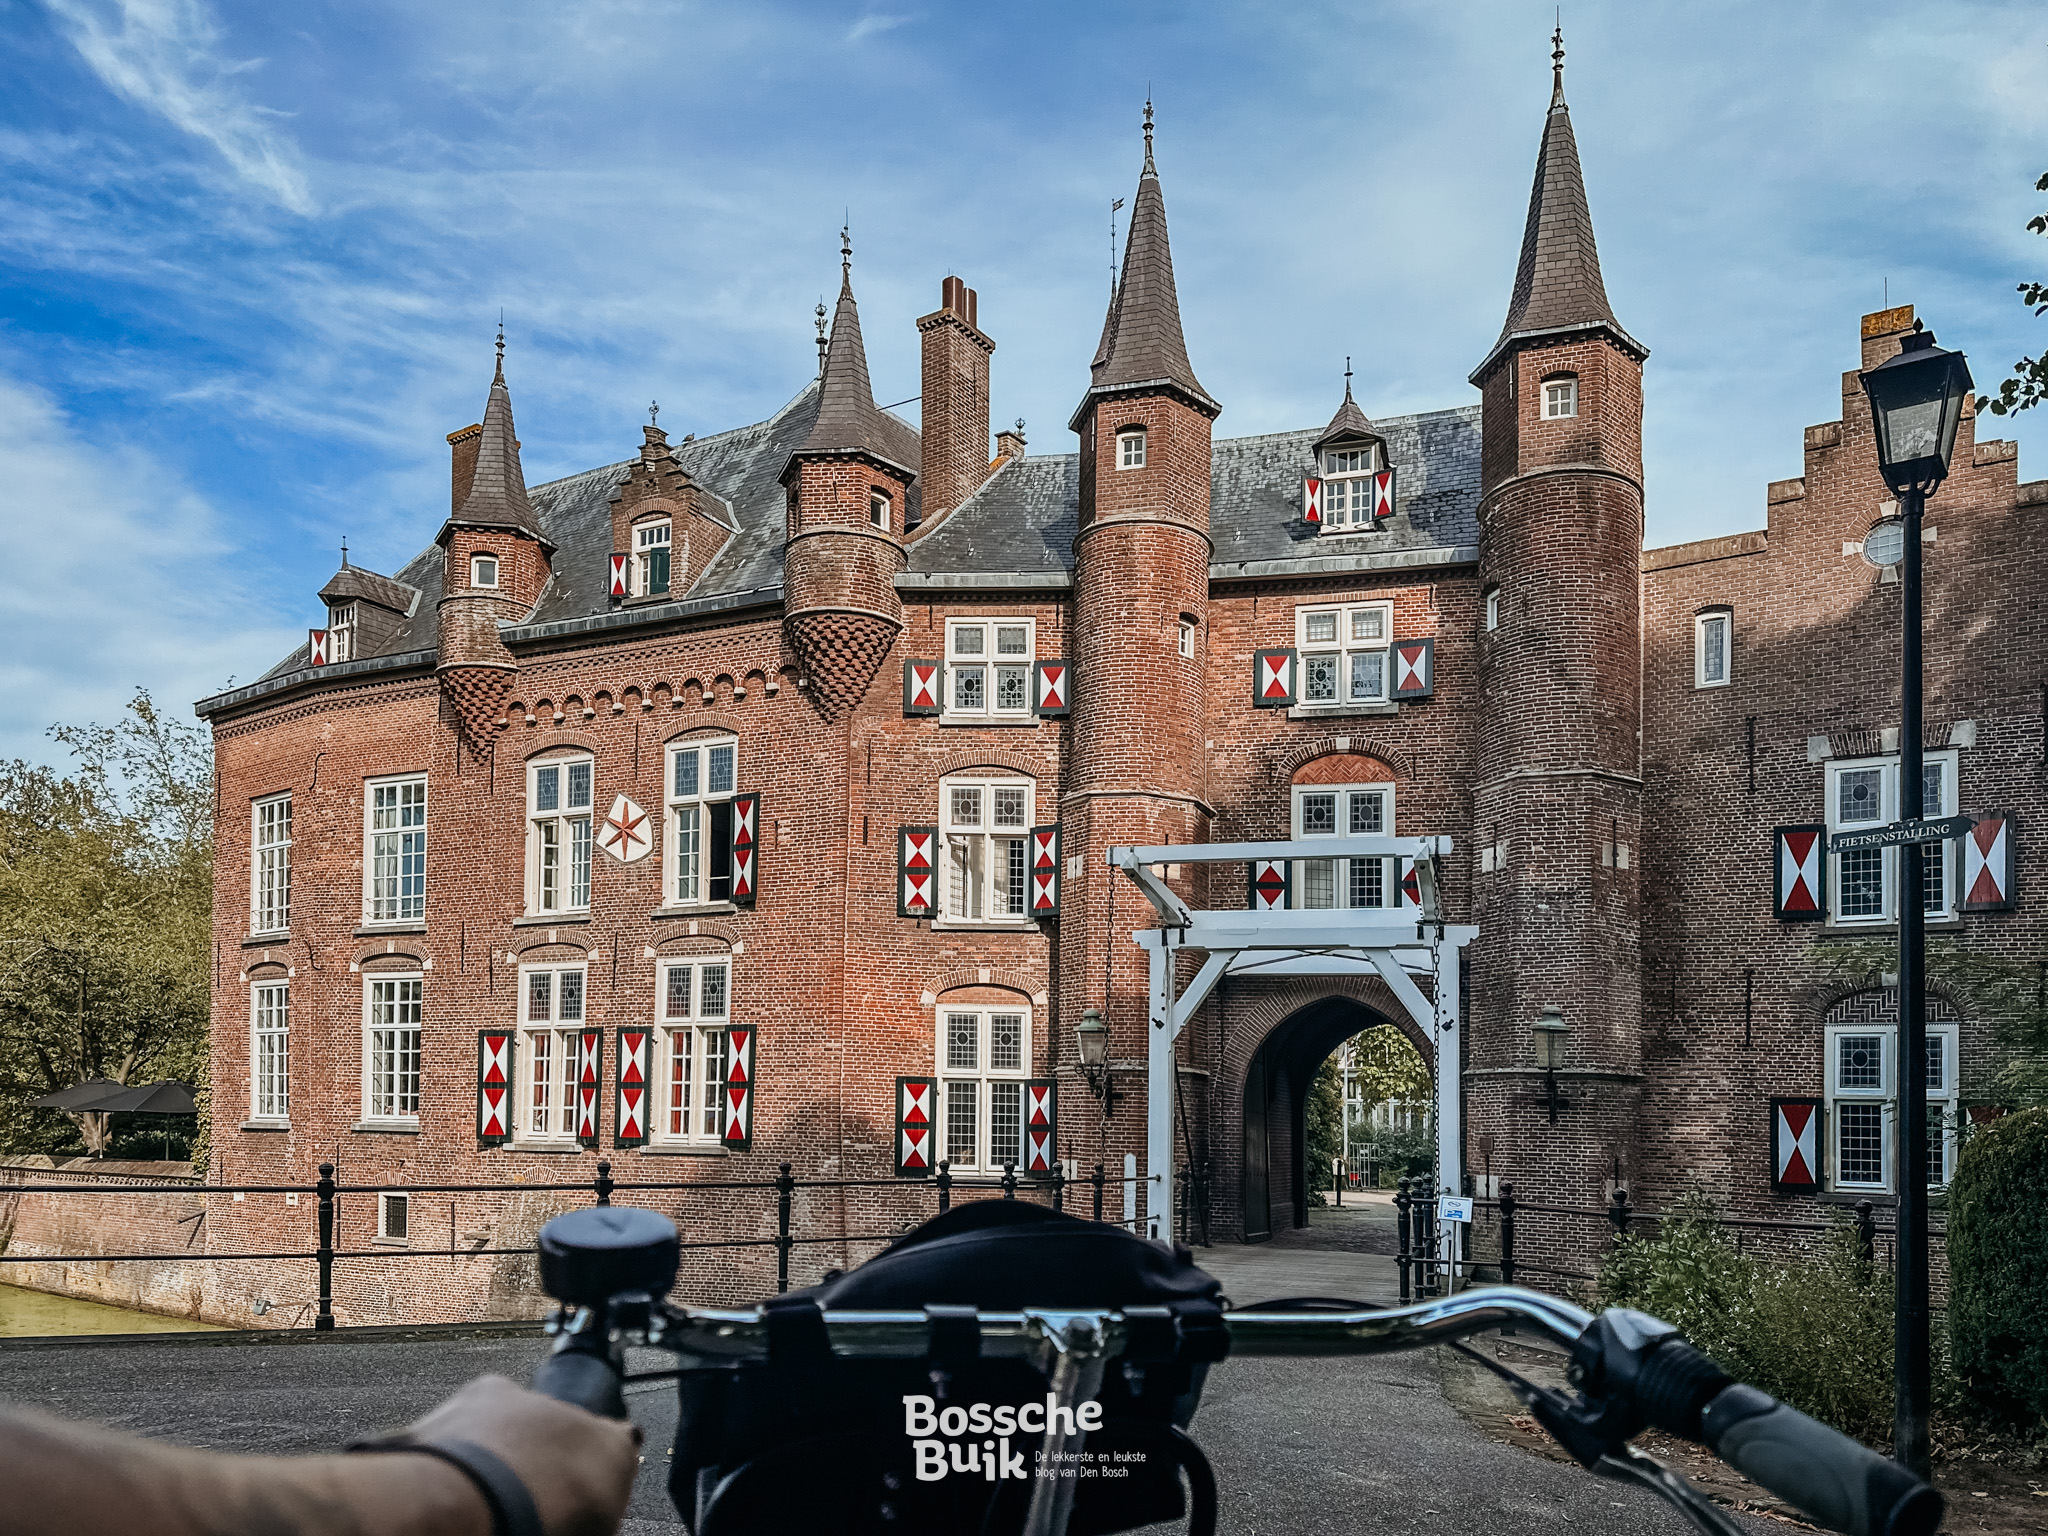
[0,1282,223,1336]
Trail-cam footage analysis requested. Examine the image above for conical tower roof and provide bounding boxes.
[1471,32,1645,381]
[788,233,917,479]
[1072,105,1217,428]
[448,337,548,544]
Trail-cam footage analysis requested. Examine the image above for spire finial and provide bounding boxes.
[649,400,659,427]
[815,298,829,377]
[1344,355,1354,400]
[1551,19,1566,107]
[1142,96,1155,173]
[840,222,852,281]
[340,537,349,568]
[494,313,505,379]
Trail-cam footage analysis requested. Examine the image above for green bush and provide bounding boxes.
[1949,1107,2048,1422]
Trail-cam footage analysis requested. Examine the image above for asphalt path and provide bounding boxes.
[0,1323,1768,1536]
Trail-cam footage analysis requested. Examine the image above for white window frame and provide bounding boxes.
[936,1004,1032,1175]
[944,618,1035,721]
[653,957,732,1146]
[517,963,588,1144]
[1290,782,1397,911]
[328,602,357,663]
[634,518,672,597]
[377,1192,410,1243]
[869,489,891,530]
[665,737,738,906]
[363,775,427,925]
[1318,443,1381,531]
[1825,752,1958,926]
[1694,609,1732,689]
[1116,428,1146,470]
[361,974,422,1125]
[1295,601,1393,708]
[1824,1022,1960,1192]
[526,755,594,916]
[251,792,291,935]
[938,775,1036,927]
[1542,375,1578,419]
[1484,587,1500,633]
[250,980,289,1124]
[1177,618,1197,660]
[471,552,499,589]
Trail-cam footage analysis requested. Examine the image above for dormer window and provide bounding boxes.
[633,519,672,597]
[471,553,499,589]
[1543,375,1578,419]
[1117,428,1146,470]
[870,489,891,531]
[1319,443,1381,529]
[328,603,357,663]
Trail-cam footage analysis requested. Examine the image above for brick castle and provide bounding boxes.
[189,45,2045,1321]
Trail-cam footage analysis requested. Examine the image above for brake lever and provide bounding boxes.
[1592,1447,1749,1536]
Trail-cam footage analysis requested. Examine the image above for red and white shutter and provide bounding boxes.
[1371,467,1396,521]
[615,1028,650,1147]
[1391,638,1434,700]
[1773,825,1826,921]
[729,792,760,905]
[903,659,941,716]
[477,1031,512,1145]
[609,553,628,598]
[1034,660,1070,717]
[900,827,938,917]
[896,1076,935,1177]
[1254,649,1296,708]
[1396,857,1422,910]
[1249,858,1291,911]
[307,629,329,667]
[1030,825,1060,916]
[1302,477,1322,525]
[1023,1080,1057,1175]
[575,1030,603,1146]
[723,1025,755,1150]
[1770,1098,1821,1190]
[1962,813,2015,912]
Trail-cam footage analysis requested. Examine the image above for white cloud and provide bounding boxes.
[0,371,296,759]
[846,12,916,44]
[44,0,314,213]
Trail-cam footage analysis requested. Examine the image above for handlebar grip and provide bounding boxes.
[532,1343,628,1420]
[1701,1384,1942,1536]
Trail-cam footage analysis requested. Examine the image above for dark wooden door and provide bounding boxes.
[1241,1054,1271,1242]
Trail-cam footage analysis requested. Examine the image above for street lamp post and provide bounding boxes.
[1531,1004,1570,1125]
[1859,320,1972,1478]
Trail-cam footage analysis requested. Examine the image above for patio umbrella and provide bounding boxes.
[26,1078,130,1111]
[92,1081,198,1115]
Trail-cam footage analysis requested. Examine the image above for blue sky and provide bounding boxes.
[1,0,2045,765]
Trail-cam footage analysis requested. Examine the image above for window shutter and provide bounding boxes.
[729,792,760,905]
[575,1030,603,1146]
[1302,477,1322,525]
[896,1076,936,1177]
[609,553,628,598]
[477,1030,513,1145]
[1034,661,1070,717]
[1770,1098,1822,1190]
[615,1028,650,1147]
[1396,857,1422,909]
[649,545,671,595]
[1249,858,1290,910]
[1391,638,1434,699]
[1030,826,1060,916]
[1962,813,2015,912]
[1023,1080,1057,1175]
[903,660,942,716]
[1254,649,1296,708]
[308,629,329,667]
[723,1025,755,1150]
[900,827,938,917]
[1773,825,1826,920]
[1371,467,1396,521]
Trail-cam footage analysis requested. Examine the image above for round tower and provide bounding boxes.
[1468,34,1649,1230]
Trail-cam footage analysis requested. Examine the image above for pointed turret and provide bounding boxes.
[1471,29,1644,381]
[445,335,550,545]
[790,238,917,479]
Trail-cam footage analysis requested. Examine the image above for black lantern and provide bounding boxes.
[1076,1007,1114,1104]
[1532,1004,1569,1124]
[1859,323,1974,495]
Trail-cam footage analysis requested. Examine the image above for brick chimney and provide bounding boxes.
[916,276,994,520]
[448,422,483,512]
[995,419,1027,463]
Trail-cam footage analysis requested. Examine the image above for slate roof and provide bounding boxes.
[791,262,919,481]
[1312,386,1382,454]
[319,563,419,614]
[448,352,549,543]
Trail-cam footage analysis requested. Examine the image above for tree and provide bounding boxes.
[1303,1054,1343,1207]
[1980,171,2048,419]
[0,691,213,1161]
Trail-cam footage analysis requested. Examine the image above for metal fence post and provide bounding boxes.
[1050,1165,1065,1214]
[1854,1198,1876,1268]
[1609,1186,1631,1240]
[594,1160,614,1207]
[775,1162,795,1294]
[1498,1182,1517,1290]
[1092,1162,1106,1223]
[1001,1161,1017,1200]
[1395,1176,1412,1305]
[936,1160,952,1214]
[315,1164,335,1332]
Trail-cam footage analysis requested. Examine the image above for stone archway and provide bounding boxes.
[1240,995,1426,1241]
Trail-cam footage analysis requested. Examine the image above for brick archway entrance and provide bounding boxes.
[1240,995,1428,1242]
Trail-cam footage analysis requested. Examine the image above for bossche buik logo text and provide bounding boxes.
[901,1393,1104,1481]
